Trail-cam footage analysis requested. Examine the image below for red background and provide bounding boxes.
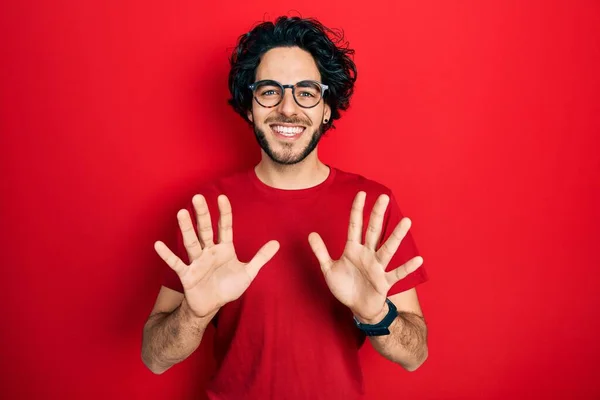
[1,1,599,399]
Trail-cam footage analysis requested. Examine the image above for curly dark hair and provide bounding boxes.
[227,16,357,133]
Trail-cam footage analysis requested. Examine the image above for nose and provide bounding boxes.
[276,87,299,117]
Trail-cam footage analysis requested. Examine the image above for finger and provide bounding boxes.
[364,194,390,251]
[217,195,233,244]
[245,240,280,280]
[385,256,424,287]
[192,194,214,248]
[154,240,188,276]
[376,217,412,266]
[177,209,203,261]
[347,191,366,244]
[308,232,334,273]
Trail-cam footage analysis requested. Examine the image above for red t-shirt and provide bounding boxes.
[161,166,428,399]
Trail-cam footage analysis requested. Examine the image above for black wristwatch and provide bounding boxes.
[353,298,398,336]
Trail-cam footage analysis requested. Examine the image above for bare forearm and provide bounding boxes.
[369,311,428,371]
[141,298,215,374]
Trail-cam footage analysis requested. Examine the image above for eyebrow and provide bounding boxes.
[254,78,321,83]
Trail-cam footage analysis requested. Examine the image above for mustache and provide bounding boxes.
[264,115,312,127]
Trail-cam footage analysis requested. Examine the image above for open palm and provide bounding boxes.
[308,191,423,322]
[155,194,280,318]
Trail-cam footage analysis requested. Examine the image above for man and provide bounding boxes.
[142,15,429,399]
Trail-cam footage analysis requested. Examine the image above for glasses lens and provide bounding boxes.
[294,81,322,107]
[253,81,282,107]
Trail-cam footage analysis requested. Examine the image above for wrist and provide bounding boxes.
[354,302,389,325]
[353,299,399,337]
[180,297,216,324]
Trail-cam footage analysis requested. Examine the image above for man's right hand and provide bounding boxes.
[154,194,280,318]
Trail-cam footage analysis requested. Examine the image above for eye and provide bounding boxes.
[297,90,316,98]
[259,87,281,97]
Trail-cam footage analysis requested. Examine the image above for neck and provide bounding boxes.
[254,151,330,190]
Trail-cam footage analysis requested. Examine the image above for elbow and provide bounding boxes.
[141,337,170,375]
[141,352,169,375]
[141,319,169,375]
[148,365,168,375]
[403,347,428,372]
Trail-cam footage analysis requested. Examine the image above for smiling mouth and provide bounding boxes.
[269,124,306,137]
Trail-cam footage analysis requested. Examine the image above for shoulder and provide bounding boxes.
[192,168,253,197]
[178,168,253,212]
[331,166,394,198]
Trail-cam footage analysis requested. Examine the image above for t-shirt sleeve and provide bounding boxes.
[379,190,429,296]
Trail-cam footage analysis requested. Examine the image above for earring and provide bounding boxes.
[324,119,329,123]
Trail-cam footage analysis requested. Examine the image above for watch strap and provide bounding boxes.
[353,298,398,336]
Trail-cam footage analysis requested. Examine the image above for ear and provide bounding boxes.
[247,109,253,123]
[324,104,331,123]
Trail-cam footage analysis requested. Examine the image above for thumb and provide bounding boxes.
[245,240,280,280]
[308,232,333,273]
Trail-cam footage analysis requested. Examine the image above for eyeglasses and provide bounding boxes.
[248,80,329,109]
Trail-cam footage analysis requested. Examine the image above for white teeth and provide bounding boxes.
[272,125,304,136]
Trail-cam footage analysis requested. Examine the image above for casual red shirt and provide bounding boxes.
[161,166,428,399]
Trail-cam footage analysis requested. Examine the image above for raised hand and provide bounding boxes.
[154,194,280,318]
[308,191,423,322]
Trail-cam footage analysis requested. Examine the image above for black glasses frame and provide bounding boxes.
[248,79,329,109]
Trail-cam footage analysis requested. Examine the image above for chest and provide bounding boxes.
[212,198,351,307]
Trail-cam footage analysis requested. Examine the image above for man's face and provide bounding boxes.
[247,47,331,165]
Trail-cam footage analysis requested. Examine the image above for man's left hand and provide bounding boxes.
[308,191,424,323]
